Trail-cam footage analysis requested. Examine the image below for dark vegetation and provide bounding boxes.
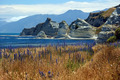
[107,27,120,43]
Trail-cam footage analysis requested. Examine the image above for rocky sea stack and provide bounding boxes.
[55,21,69,39]
[36,31,47,39]
[20,18,59,37]
[69,18,95,38]
[20,18,95,39]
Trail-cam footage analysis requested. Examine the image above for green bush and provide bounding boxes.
[107,36,117,43]
[66,60,80,71]
[115,28,120,39]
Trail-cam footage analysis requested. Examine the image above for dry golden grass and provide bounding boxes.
[69,45,120,80]
[101,7,116,18]
[0,44,120,80]
[92,7,116,19]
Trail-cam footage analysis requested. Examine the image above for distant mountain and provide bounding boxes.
[0,10,89,33]
[0,18,8,27]
[0,21,7,27]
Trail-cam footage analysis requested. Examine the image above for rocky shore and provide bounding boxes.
[20,5,120,43]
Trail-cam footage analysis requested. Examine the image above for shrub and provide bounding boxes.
[115,28,120,39]
[107,36,117,43]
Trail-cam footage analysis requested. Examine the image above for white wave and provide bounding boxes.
[0,35,19,37]
[17,38,34,39]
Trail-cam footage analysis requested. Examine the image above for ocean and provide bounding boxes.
[0,33,95,49]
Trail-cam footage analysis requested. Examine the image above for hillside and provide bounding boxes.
[85,7,116,27]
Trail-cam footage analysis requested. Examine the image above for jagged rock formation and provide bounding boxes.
[20,18,59,37]
[86,8,116,27]
[97,7,120,43]
[34,18,59,37]
[69,18,95,38]
[55,21,69,39]
[105,7,120,25]
[20,18,95,39]
[20,27,35,36]
[97,26,114,43]
[36,31,47,38]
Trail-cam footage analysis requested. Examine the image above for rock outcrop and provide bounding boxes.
[20,27,35,36]
[20,18,59,37]
[86,8,116,27]
[20,18,96,39]
[36,31,47,38]
[97,26,114,43]
[97,7,120,43]
[105,7,120,25]
[55,21,69,39]
[69,18,95,38]
[34,18,59,37]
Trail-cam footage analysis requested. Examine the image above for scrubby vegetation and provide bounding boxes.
[107,36,117,43]
[0,42,120,80]
[101,8,116,18]
[115,27,120,39]
[107,27,120,43]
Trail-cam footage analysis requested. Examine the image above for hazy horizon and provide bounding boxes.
[0,0,120,22]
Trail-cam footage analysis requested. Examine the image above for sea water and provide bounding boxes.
[0,33,95,49]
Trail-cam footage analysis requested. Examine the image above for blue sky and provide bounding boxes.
[0,0,120,22]
[0,0,93,4]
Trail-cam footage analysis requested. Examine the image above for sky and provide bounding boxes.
[0,0,120,22]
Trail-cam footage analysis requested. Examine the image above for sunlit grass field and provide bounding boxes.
[0,42,120,80]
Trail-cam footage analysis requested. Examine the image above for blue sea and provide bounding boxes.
[0,33,95,49]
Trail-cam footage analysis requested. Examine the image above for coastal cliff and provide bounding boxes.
[97,7,120,43]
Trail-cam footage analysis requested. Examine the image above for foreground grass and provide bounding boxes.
[0,43,120,80]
